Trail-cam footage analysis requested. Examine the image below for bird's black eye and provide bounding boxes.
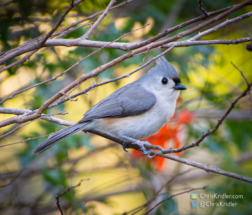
[161,77,168,85]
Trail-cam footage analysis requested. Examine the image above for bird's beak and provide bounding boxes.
[173,83,187,90]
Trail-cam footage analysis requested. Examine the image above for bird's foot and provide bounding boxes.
[122,136,155,158]
[135,140,156,158]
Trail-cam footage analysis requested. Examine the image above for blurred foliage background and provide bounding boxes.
[0,0,252,214]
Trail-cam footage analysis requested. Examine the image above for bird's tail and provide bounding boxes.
[32,123,89,154]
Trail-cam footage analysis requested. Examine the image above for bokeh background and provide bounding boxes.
[0,0,252,214]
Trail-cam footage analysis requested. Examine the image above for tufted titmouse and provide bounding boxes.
[33,57,186,157]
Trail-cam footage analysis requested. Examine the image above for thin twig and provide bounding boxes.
[40,0,86,47]
[155,151,252,183]
[54,22,93,39]
[231,61,252,120]
[51,0,135,38]
[231,62,250,86]
[190,11,252,41]
[0,50,37,73]
[162,37,252,47]
[0,118,41,140]
[0,135,49,148]
[55,179,88,215]
[59,92,78,102]
[81,0,116,39]
[198,0,208,17]
[0,171,22,188]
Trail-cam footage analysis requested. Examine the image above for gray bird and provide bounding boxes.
[33,57,186,157]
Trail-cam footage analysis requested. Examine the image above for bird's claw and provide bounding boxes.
[122,142,128,152]
[141,151,156,158]
[121,136,155,158]
[135,141,156,158]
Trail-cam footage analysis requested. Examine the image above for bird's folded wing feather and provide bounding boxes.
[78,83,156,123]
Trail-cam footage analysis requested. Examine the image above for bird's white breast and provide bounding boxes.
[91,88,180,140]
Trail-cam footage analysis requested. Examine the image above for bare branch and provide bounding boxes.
[155,152,252,183]
[81,0,116,39]
[231,62,252,120]
[40,0,86,46]
[0,171,22,188]
[0,118,41,140]
[162,38,252,47]
[0,50,37,74]
[56,179,89,215]
[198,0,209,17]
[54,22,93,39]
[0,111,67,138]
[43,37,252,49]
[51,0,135,38]
[190,11,252,41]
[0,109,68,129]
[0,135,49,148]
[231,62,250,87]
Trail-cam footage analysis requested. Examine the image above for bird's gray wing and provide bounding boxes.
[78,82,156,123]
